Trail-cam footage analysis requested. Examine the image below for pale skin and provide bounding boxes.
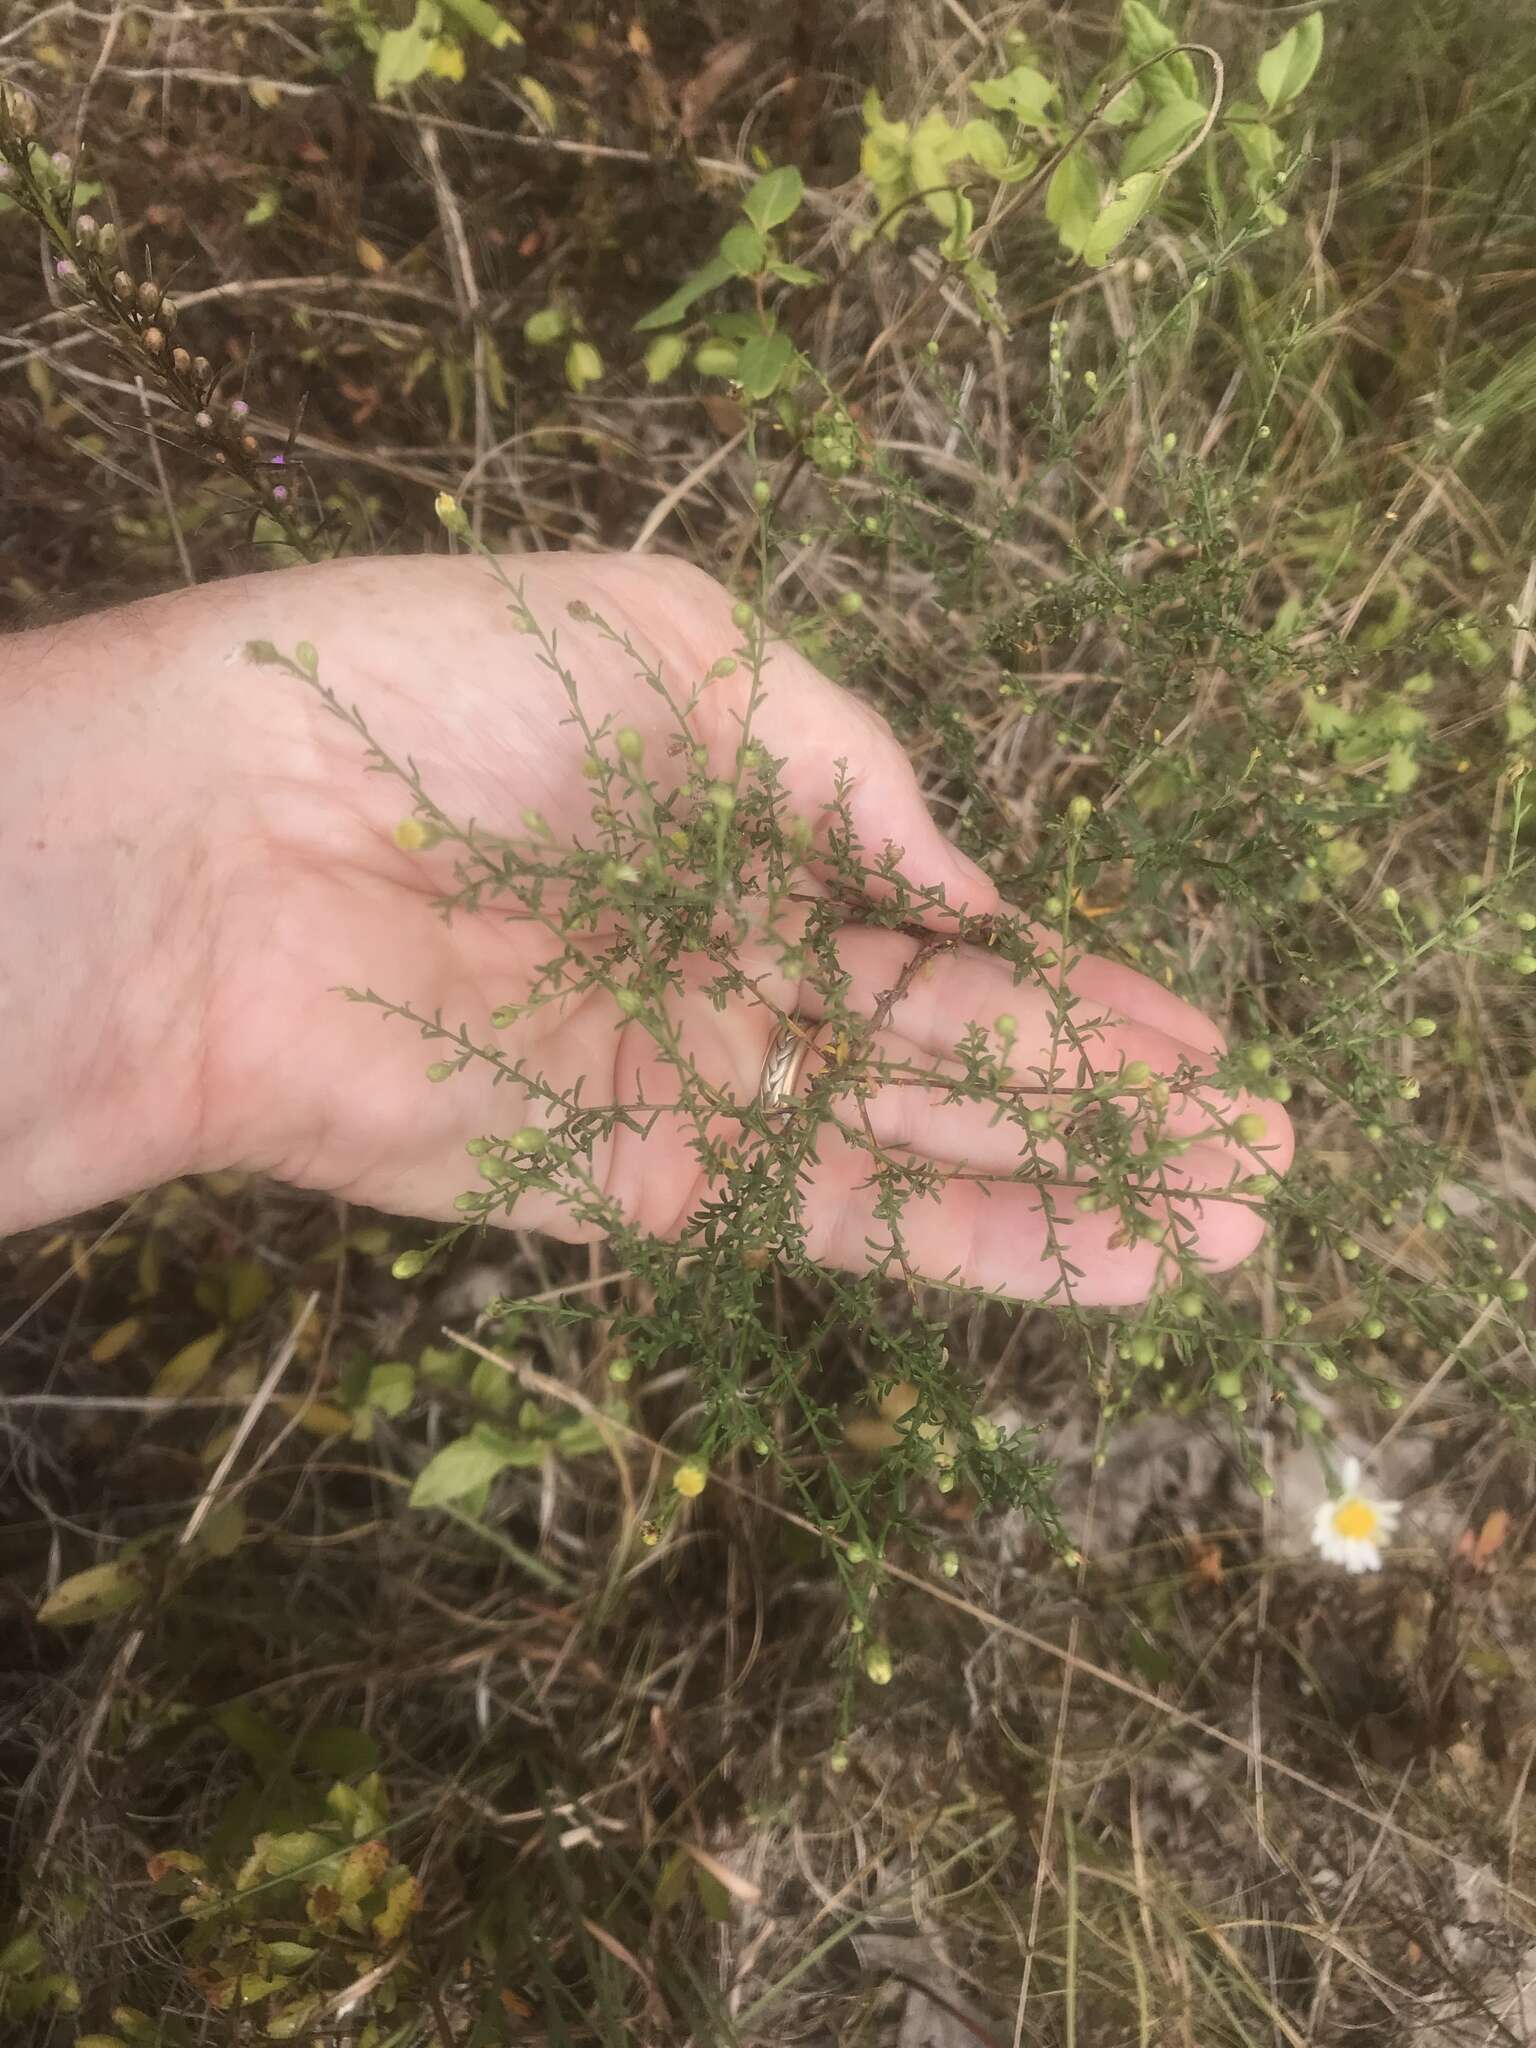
[1,552,1293,1300]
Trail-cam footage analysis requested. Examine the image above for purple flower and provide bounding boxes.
[54,258,77,280]
[271,451,287,466]
[272,485,289,502]
[230,398,250,419]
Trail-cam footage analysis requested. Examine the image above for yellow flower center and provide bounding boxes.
[1332,1497,1379,1541]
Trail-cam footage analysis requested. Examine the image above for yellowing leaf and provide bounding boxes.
[273,1397,353,1438]
[425,37,466,81]
[372,1875,420,1944]
[519,74,557,132]
[356,236,388,274]
[249,81,282,110]
[37,1560,146,1628]
[151,1330,224,1400]
[91,1317,142,1364]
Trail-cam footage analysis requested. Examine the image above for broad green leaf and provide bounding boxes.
[970,66,1057,127]
[1047,148,1101,257]
[769,260,821,285]
[409,1422,543,1508]
[1082,171,1159,266]
[195,1499,246,1560]
[720,221,767,276]
[263,1943,318,1972]
[1257,12,1323,112]
[956,117,1011,176]
[742,165,804,231]
[1120,93,1205,177]
[564,339,602,391]
[522,304,566,346]
[364,1362,415,1417]
[693,339,740,377]
[299,1725,380,1776]
[438,0,521,45]
[261,1830,332,1878]
[643,332,689,383]
[1100,72,1145,125]
[374,22,435,100]
[634,252,733,331]
[1120,1,1200,106]
[1383,744,1420,795]
[468,1353,513,1416]
[1227,112,1281,184]
[36,1560,145,1628]
[151,1328,224,1399]
[213,1699,288,1767]
[0,1930,46,1976]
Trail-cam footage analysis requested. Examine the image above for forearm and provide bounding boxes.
[0,595,227,1234]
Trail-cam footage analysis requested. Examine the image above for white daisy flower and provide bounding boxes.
[1311,1456,1401,1573]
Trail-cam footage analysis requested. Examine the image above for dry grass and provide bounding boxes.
[5,0,1536,2042]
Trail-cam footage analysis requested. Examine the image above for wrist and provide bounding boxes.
[0,590,239,1233]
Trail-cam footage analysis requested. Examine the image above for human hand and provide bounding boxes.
[3,552,1291,1300]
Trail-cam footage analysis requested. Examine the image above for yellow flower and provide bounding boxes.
[672,1460,708,1499]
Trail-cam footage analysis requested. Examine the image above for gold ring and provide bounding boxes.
[757,1015,824,1120]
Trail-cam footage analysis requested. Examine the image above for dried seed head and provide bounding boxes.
[136,279,161,316]
[211,449,227,465]
[95,221,117,256]
[158,297,177,331]
[1,84,39,136]
[54,258,78,282]
[192,355,211,387]
[142,325,165,354]
[74,214,98,248]
[49,150,70,178]
[112,270,135,303]
[229,399,250,420]
[171,346,191,375]
[194,409,214,432]
[240,433,259,456]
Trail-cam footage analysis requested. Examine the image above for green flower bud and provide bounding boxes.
[1066,795,1093,828]
[1175,1290,1203,1319]
[427,1060,457,1082]
[730,599,755,631]
[509,1126,546,1155]
[752,478,772,506]
[837,590,863,616]
[939,1549,960,1578]
[1361,1316,1385,1340]
[1502,1277,1530,1304]
[863,1641,894,1686]
[607,1355,634,1383]
[1378,1385,1403,1410]
[616,727,644,762]
[1407,1016,1436,1037]
[1233,1112,1268,1145]
[1337,1236,1362,1261]
[1313,1353,1339,1380]
[1379,886,1400,911]
[614,987,645,1016]
[1214,1369,1243,1399]
[1513,953,1536,976]
[391,1247,432,1280]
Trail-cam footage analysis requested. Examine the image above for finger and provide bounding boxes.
[644,561,998,921]
[798,926,1226,1071]
[838,1024,1293,1182]
[797,1130,1266,1305]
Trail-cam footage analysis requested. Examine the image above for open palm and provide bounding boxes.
[193,552,1290,1303]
